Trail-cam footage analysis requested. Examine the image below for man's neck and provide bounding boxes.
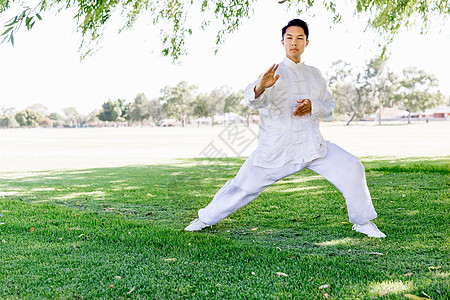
[287,55,301,64]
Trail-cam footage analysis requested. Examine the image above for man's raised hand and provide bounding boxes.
[254,64,280,98]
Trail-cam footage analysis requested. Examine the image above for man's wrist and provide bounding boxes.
[254,84,265,98]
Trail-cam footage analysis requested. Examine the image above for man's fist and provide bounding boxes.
[293,99,311,117]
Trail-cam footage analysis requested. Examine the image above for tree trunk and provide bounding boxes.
[378,107,382,125]
[378,100,382,125]
[346,112,356,126]
[408,111,411,124]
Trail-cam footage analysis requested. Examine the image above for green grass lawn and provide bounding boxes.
[0,157,449,299]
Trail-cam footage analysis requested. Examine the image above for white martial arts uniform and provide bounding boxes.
[198,57,378,226]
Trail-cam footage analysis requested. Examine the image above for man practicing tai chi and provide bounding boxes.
[185,18,386,238]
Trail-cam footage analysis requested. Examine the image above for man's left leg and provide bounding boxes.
[307,143,385,238]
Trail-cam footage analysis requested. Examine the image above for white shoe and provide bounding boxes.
[352,221,386,238]
[184,218,211,231]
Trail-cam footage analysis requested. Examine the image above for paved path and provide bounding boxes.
[0,122,448,174]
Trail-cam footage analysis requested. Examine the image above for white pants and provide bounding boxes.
[198,143,377,225]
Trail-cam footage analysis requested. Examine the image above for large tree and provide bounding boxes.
[328,59,380,125]
[393,67,445,123]
[1,1,448,61]
[128,93,163,124]
[0,113,19,128]
[238,100,258,127]
[223,89,244,115]
[116,98,130,122]
[148,98,164,123]
[63,107,79,127]
[192,93,212,126]
[97,99,122,122]
[15,108,44,127]
[160,81,197,127]
[48,112,64,127]
[192,86,242,126]
[329,59,445,124]
[129,93,151,124]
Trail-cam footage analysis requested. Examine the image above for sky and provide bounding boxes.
[0,2,449,115]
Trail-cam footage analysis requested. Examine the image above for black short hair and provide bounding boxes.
[282,19,309,40]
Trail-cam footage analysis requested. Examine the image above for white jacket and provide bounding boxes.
[244,57,336,168]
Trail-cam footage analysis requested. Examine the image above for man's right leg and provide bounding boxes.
[197,153,278,226]
[186,154,301,230]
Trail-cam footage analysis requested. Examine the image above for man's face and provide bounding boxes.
[282,26,309,63]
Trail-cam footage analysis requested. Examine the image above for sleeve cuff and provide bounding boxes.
[310,99,333,121]
[244,80,266,108]
[310,99,319,119]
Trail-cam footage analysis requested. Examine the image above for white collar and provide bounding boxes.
[283,57,303,70]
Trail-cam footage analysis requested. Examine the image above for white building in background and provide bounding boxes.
[421,106,450,120]
[213,113,245,125]
[367,106,450,121]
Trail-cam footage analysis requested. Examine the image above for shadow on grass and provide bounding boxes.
[0,156,448,298]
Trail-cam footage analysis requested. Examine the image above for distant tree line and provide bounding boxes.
[328,57,447,125]
[0,84,256,128]
[1,58,448,128]
[93,83,253,127]
[0,103,100,129]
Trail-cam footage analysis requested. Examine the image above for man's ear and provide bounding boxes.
[306,40,309,47]
[281,39,285,46]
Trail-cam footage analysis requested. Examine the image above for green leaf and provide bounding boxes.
[25,16,31,29]
[4,17,18,27]
[10,32,14,46]
[1,34,8,44]
[1,27,13,36]
[36,13,42,21]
